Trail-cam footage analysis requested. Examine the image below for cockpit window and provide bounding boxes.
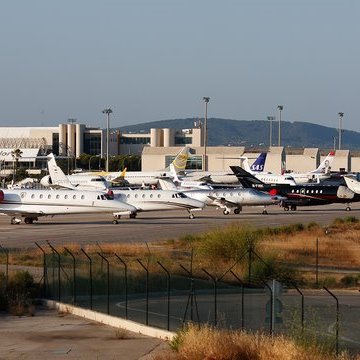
[172,192,187,198]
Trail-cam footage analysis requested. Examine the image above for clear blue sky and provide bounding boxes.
[1,1,359,131]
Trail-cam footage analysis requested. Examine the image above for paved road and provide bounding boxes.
[0,203,359,249]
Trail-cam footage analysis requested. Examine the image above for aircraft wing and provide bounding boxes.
[207,195,239,207]
[0,209,45,217]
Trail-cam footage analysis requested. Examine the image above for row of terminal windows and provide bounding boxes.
[120,137,151,144]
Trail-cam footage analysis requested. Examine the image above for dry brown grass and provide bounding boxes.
[261,225,360,269]
[157,324,359,360]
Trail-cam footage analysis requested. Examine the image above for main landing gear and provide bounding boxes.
[188,210,195,219]
[345,205,351,211]
[10,217,21,225]
[283,205,297,211]
[10,217,37,225]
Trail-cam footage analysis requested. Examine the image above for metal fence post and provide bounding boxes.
[230,270,245,330]
[97,252,110,314]
[323,287,339,356]
[35,242,47,298]
[81,248,93,310]
[202,268,218,327]
[0,245,9,289]
[157,261,171,331]
[316,238,319,288]
[64,247,76,305]
[137,259,149,326]
[291,282,304,333]
[262,280,273,335]
[47,242,61,302]
[114,253,128,319]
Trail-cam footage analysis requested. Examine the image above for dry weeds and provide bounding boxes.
[156,324,359,360]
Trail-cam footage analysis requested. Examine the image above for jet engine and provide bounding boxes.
[40,175,53,187]
[337,185,355,199]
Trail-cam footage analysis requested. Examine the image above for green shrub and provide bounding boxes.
[199,225,260,261]
[5,271,39,315]
[340,275,359,287]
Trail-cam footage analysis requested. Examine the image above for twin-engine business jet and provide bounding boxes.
[41,154,206,219]
[40,154,110,190]
[0,189,136,225]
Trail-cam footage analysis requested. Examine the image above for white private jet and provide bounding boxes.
[286,151,335,184]
[41,155,206,219]
[82,146,191,186]
[240,153,296,186]
[0,188,136,225]
[40,154,110,191]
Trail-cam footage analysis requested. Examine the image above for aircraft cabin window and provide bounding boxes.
[64,195,68,199]
[127,194,130,198]
[40,194,43,199]
[48,194,51,199]
[142,194,146,198]
[97,195,100,200]
[316,190,318,194]
[238,192,241,196]
[150,194,153,198]
[320,190,323,194]
[292,190,294,193]
[135,194,138,198]
[73,195,76,199]
[157,194,161,198]
[31,194,35,199]
[81,195,85,200]
[21,193,26,198]
[56,195,60,199]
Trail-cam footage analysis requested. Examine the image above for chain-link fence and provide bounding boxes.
[1,242,359,355]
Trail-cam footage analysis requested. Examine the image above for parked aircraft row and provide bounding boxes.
[0,148,354,225]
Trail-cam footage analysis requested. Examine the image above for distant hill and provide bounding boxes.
[117,118,360,149]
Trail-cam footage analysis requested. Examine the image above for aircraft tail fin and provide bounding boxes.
[312,151,335,174]
[250,152,267,172]
[165,147,190,173]
[230,166,266,188]
[47,153,76,190]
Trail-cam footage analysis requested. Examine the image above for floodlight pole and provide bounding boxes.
[338,112,344,150]
[102,108,112,172]
[267,116,275,147]
[277,105,283,146]
[203,97,210,171]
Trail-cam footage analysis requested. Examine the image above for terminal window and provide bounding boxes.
[165,155,202,170]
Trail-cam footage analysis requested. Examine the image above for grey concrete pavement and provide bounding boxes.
[0,307,166,360]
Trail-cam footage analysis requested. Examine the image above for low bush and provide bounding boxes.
[0,270,39,316]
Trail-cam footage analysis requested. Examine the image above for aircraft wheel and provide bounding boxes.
[189,213,195,219]
[262,210,268,215]
[234,208,240,215]
[112,219,119,225]
[223,209,230,215]
[346,206,351,211]
[290,205,297,211]
[129,213,137,219]
[24,217,33,224]
[284,206,289,212]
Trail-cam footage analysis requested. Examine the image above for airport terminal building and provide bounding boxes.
[0,122,359,176]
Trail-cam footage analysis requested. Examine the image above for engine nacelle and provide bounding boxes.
[40,175,53,187]
[337,185,355,199]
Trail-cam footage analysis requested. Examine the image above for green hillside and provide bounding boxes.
[118,118,360,149]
